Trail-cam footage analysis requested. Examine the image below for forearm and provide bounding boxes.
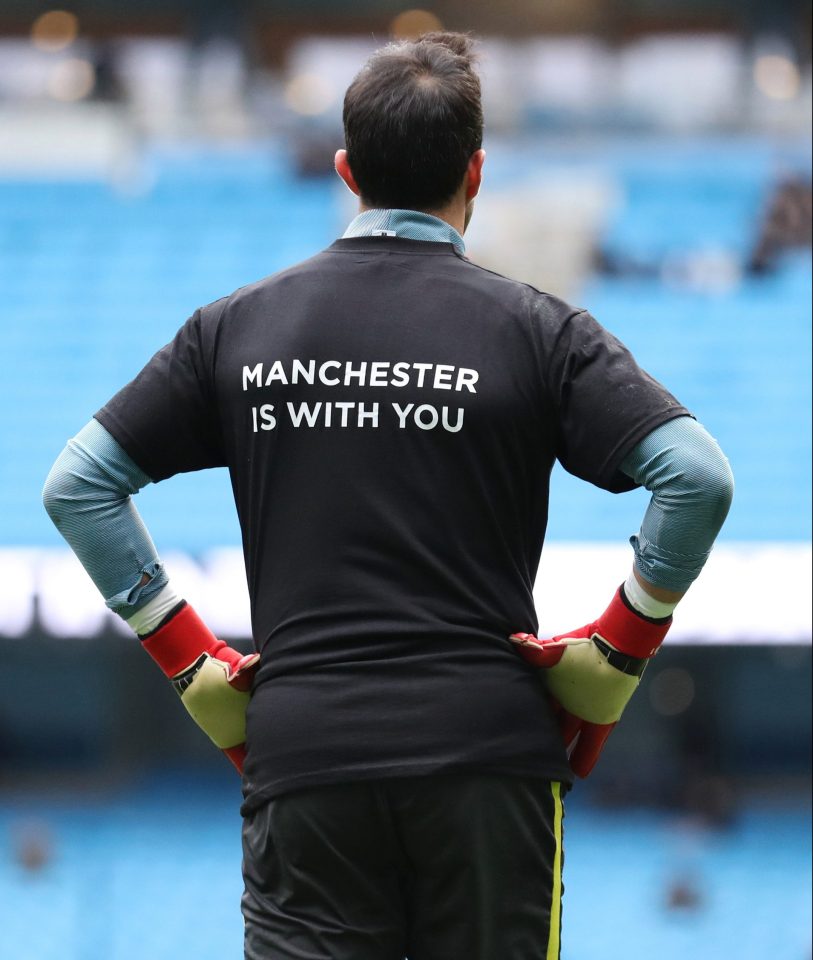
[43,418,255,771]
[512,416,733,778]
[621,415,734,612]
[631,567,683,604]
[42,418,170,620]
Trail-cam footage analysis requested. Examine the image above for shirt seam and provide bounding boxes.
[451,248,563,300]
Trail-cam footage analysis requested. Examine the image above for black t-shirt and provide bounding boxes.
[96,237,689,812]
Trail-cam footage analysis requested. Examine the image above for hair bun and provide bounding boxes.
[416,31,478,62]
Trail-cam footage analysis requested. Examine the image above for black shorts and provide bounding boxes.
[241,773,565,960]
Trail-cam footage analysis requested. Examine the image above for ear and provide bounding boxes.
[465,149,486,201]
[335,149,361,197]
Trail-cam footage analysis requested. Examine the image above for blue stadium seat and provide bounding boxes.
[1,141,810,548]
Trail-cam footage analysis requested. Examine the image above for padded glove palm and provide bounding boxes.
[141,603,259,773]
[510,586,671,777]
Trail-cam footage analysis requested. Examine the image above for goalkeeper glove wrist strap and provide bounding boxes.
[605,585,672,658]
[140,601,224,678]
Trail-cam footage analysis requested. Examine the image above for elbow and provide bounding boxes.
[43,443,89,527]
[44,423,137,535]
[42,451,69,524]
[716,458,735,516]
[692,448,735,527]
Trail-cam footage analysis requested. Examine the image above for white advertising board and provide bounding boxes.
[0,544,809,644]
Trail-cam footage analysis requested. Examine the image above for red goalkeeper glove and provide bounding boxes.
[509,586,671,777]
[140,602,259,774]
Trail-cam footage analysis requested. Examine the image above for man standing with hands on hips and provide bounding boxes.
[44,31,733,960]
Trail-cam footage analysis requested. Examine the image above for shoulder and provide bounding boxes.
[454,255,585,327]
[226,252,334,310]
[189,252,331,330]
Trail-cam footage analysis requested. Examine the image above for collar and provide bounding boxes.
[342,209,466,254]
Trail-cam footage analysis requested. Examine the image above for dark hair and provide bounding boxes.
[343,32,483,212]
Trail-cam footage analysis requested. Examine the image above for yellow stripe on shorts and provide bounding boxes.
[546,781,564,960]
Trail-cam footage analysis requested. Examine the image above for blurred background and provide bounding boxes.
[0,1,811,958]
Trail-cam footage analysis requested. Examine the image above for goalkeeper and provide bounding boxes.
[43,31,732,960]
